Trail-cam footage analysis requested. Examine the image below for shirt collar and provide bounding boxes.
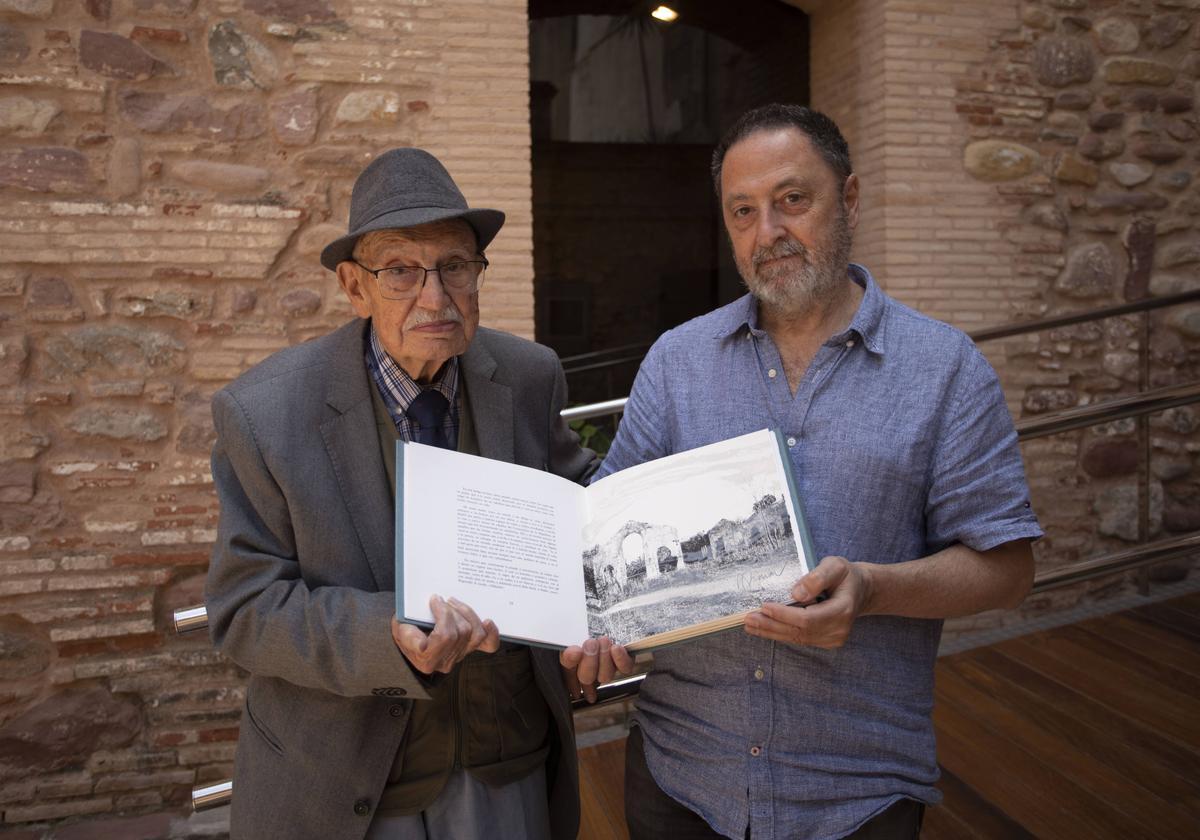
[367,323,459,412]
[712,262,886,355]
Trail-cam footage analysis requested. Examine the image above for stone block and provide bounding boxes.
[1108,162,1152,187]
[0,334,28,385]
[1055,242,1117,298]
[27,275,74,307]
[113,286,213,319]
[280,287,321,316]
[1102,57,1176,85]
[1025,203,1068,232]
[1095,482,1163,541]
[67,408,167,442]
[1033,36,1095,87]
[1161,239,1200,268]
[245,0,338,24]
[1122,217,1155,300]
[130,26,188,43]
[171,159,271,192]
[118,90,265,140]
[132,0,196,14]
[335,89,402,124]
[0,23,30,63]
[1054,153,1099,186]
[1078,133,1124,161]
[0,96,59,135]
[1143,13,1192,49]
[1087,111,1124,132]
[83,0,111,20]
[106,136,140,199]
[80,30,171,80]
[0,614,52,680]
[42,326,186,378]
[1081,439,1139,478]
[0,685,142,775]
[1085,192,1169,212]
[1022,387,1078,413]
[0,0,52,18]
[0,146,91,193]
[209,20,277,90]
[1133,139,1184,164]
[963,140,1039,181]
[1094,17,1139,53]
[270,88,319,145]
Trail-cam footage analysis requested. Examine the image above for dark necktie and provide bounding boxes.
[406,389,451,449]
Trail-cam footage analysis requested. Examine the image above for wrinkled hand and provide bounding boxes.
[392,595,501,675]
[559,637,634,703]
[743,555,870,649]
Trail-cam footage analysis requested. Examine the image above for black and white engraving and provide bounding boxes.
[582,431,807,645]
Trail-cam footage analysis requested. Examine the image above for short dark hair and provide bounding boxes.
[711,104,853,197]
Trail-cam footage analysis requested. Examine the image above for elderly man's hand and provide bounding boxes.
[743,555,869,649]
[559,636,634,703]
[391,595,501,675]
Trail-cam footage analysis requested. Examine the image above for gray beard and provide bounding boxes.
[738,216,854,316]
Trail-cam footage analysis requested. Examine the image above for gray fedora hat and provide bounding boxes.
[320,148,505,270]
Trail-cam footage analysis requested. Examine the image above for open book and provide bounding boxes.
[395,429,815,652]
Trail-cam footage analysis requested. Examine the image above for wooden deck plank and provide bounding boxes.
[991,633,1200,748]
[1077,611,1200,676]
[943,654,1200,818]
[578,739,629,840]
[935,659,1200,836]
[1129,601,1200,641]
[929,766,1033,840]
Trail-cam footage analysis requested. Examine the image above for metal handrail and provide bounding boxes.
[969,288,1200,343]
[1014,381,1200,440]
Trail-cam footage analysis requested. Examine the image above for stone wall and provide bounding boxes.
[946,0,1200,634]
[0,0,533,831]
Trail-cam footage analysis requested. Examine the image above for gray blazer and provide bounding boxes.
[205,319,598,840]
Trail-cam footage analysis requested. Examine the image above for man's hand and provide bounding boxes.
[559,637,634,703]
[743,555,871,649]
[391,595,501,675]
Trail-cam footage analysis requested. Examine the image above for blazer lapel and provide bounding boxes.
[461,332,514,463]
[319,320,395,592]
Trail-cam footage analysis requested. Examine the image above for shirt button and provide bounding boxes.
[754,668,765,680]
[353,799,371,817]
[768,369,777,378]
[750,746,762,757]
[787,437,797,447]
[388,705,404,718]
[847,339,856,348]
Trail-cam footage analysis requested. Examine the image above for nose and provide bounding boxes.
[414,269,449,308]
[754,206,786,249]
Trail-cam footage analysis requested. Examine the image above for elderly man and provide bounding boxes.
[205,148,597,840]
[573,104,1043,839]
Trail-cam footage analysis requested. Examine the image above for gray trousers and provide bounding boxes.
[365,766,551,840]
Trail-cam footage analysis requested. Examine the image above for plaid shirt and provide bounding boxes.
[364,324,460,448]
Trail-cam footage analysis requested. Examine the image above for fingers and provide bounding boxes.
[596,638,616,685]
[791,555,850,604]
[744,599,853,649]
[393,595,501,675]
[611,643,635,674]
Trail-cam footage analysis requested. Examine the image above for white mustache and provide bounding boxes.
[405,305,464,328]
[753,238,807,269]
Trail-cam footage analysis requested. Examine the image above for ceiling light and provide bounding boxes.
[650,5,679,23]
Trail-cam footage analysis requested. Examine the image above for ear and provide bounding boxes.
[842,173,860,231]
[336,261,373,319]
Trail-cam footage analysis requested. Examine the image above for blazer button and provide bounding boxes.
[353,799,371,817]
[388,705,404,717]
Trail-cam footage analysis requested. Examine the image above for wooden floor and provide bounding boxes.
[577,592,1200,840]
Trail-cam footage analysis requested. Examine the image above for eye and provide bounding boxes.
[730,205,752,219]
[383,266,421,281]
[441,261,468,277]
[783,192,804,205]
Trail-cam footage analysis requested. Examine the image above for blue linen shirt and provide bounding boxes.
[594,264,1042,840]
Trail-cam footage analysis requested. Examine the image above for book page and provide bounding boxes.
[399,442,589,648]
[581,429,811,648]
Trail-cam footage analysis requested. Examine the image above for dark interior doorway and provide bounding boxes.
[529,0,810,405]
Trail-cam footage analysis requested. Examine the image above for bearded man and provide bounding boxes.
[579,105,1043,839]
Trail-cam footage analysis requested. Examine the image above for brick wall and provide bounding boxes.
[0,0,533,830]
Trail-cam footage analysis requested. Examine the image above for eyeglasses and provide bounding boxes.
[352,256,488,299]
